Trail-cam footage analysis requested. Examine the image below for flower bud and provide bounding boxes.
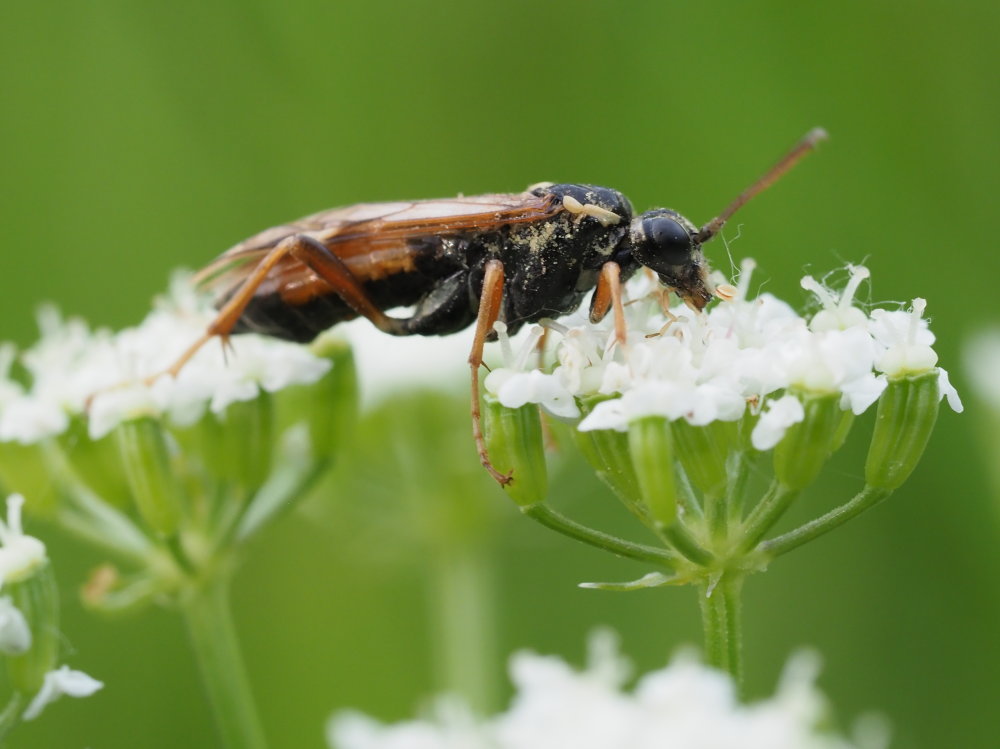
[81,564,161,616]
[114,418,184,537]
[671,420,736,498]
[830,410,855,453]
[773,393,843,490]
[277,335,359,463]
[217,394,275,494]
[573,428,642,507]
[5,564,59,694]
[627,417,678,528]
[483,396,548,507]
[573,397,641,508]
[865,371,939,490]
[58,418,131,508]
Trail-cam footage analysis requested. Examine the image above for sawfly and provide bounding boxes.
[167,128,827,486]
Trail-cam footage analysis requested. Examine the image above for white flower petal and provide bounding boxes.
[578,399,628,432]
[840,374,888,415]
[23,665,103,721]
[0,495,47,588]
[752,395,805,450]
[0,395,68,444]
[87,383,164,440]
[937,368,963,413]
[0,596,31,654]
[496,370,580,419]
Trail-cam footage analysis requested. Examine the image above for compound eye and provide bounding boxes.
[644,216,693,266]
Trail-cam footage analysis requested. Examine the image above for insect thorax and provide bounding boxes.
[491,184,635,331]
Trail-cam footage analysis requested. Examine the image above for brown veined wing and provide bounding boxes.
[194,191,562,306]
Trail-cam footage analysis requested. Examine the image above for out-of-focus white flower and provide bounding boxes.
[0,272,334,443]
[332,699,491,749]
[0,495,46,588]
[328,632,874,749]
[0,345,23,406]
[964,329,1000,409]
[22,665,103,720]
[0,596,31,654]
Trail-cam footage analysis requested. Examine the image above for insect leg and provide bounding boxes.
[159,235,406,381]
[468,259,513,487]
[285,235,408,335]
[156,238,305,379]
[587,262,627,346]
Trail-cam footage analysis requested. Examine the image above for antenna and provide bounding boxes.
[696,127,828,243]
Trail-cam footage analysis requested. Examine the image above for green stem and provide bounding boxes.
[428,544,499,713]
[55,505,152,565]
[759,485,892,558]
[236,460,330,543]
[698,574,744,692]
[726,452,752,524]
[522,505,676,567]
[674,466,705,524]
[43,440,154,563]
[661,523,713,566]
[704,491,727,543]
[738,481,800,552]
[722,575,744,690]
[180,571,267,749]
[0,692,24,744]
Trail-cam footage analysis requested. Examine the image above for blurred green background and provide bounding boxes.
[2,1,998,747]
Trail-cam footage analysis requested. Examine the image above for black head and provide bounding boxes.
[628,209,713,310]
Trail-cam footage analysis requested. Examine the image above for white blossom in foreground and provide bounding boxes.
[965,328,1000,411]
[328,632,880,749]
[22,665,104,720]
[0,273,333,443]
[0,495,46,588]
[0,596,31,655]
[487,261,960,447]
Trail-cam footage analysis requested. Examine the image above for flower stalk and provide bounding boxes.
[0,281,360,745]
[180,569,267,749]
[699,574,744,691]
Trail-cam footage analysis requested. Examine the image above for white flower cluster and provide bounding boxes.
[486,261,961,450]
[0,494,46,590]
[328,631,882,749]
[964,329,1000,411]
[0,495,102,719]
[0,274,332,444]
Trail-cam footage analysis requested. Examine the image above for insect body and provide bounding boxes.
[172,128,827,486]
[199,185,709,342]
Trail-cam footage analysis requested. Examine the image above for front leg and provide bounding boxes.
[468,259,512,486]
[587,261,628,346]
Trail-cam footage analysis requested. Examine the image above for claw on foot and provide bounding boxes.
[483,461,514,487]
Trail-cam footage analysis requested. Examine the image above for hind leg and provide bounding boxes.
[157,234,408,381]
[467,259,511,486]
